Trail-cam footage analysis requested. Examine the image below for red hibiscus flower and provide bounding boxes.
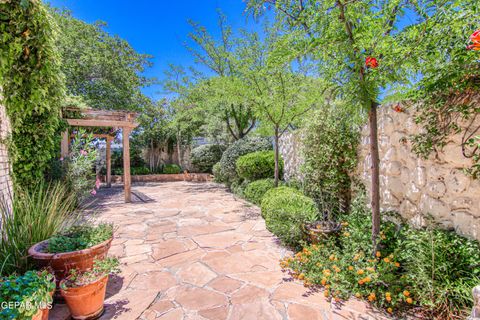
[467,44,480,51]
[470,30,480,44]
[365,57,378,68]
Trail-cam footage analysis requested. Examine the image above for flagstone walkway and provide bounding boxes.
[51,182,389,320]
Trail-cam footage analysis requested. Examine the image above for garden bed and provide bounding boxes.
[100,173,213,183]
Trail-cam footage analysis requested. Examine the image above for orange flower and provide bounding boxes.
[368,293,376,301]
[466,44,480,51]
[366,267,374,272]
[406,297,413,304]
[358,279,365,285]
[357,269,365,275]
[329,254,336,261]
[394,262,400,267]
[343,232,351,237]
[383,257,390,263]
[353,254,360,261]
[386,296,392,302]
[363,276,371,283]
[348,266,354,271]
[376,251,381,258]
[298,273,305,280]
[321,278,327,286]
[403,290,410,297]
[324,290,330,297]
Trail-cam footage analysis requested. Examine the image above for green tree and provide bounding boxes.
[52,9,154,111]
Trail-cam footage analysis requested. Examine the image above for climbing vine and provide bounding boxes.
[0,0,65,187]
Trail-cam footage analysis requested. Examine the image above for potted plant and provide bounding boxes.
[28,223,114,296]
[303,199,342,243]
[60,258,119,320]
[0,270,55,320]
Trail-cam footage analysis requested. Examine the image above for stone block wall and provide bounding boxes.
[279,131,304,182]
[358,104,480,240]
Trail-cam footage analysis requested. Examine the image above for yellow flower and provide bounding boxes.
[353,254,360,261]
[385,292,391,297]
[323,269,332,277]
[341,221,349,227]
[329,254,336,261]
[366,267,374,272]
[403,290,410,297]
[406,297,413,304]
[298,273,305,280]
[355,293,361,298]
[357,269,365,275]
[343,232,351,237]
[324,290,330,297]
[376,251,381,258]
[387,307,393,314]
[316,262,322,268]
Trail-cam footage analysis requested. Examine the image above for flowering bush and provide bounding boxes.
[281,191,480,318]
[64,130,98,200]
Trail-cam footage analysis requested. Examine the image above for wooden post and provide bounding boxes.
[61,129,69,158]
[106,136,112,188]
[122,128,131,203]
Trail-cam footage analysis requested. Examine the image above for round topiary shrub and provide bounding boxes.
[219,137,271,184]
[261,187,318,247]
[191,144,226,173]
[212,162,226,183]
[163,164,181,174]
[243,179,276,205]
[236,150,282,181]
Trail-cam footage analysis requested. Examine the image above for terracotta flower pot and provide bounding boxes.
[28,237,112,297]
[31,284,55,320]
[60,275,108,320]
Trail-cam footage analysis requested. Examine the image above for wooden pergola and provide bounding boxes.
[61,108,139,202]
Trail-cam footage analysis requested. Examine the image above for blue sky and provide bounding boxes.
[47,0,257,100]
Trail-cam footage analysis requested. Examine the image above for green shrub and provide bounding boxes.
[47,223,114,253]
[243,179,276,205]
[0,182,76,275]
[191,144,226,173]
[261,187,318,247]
[64,130,98,200]
[131,166,151,175]
[236,151,282,181]
[219,137,271,184]
[231,179,249,197]
[0,270,56,319]
[283,191,480,318]
[163,164,182,174]
[302,107,360,216]
[212,162,226,183]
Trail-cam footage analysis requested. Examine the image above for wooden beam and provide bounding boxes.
[70,133,114,139]
[66,119,138,128]
[60,130,69,158]
[122,128,131,203]
[106,136,112,188]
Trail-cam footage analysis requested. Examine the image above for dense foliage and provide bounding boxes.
[236,150,282,181]
[0,0,65,187]
[46,223,113,253]
[63,130,98,200]
[0,270,55,319]
[243,178,276,205]
[282,192,480,318]
[302,107,360,216]
[191,144,226,173]
[218,137,272,185]
[0,182,76,275]
[261,186,318,248]
[163,164,182,174]
[52,9,154,111]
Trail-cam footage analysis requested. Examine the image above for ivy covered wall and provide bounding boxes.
[0,0,65,187]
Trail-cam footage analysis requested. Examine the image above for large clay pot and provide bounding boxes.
[60,275,108,320]
[303,221,342,243]
[28,237,112,297]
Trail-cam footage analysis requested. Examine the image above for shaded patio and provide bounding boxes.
[51,182,390,320]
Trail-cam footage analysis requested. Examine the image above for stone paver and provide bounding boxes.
[50,182,390,320]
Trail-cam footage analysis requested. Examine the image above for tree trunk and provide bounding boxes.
[368,101,381,253]
[176,131,182,168]
[274,126,280,187]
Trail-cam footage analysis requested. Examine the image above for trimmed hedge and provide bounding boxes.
[163,164,181,174]
[261,187,318,248]
[243,179,276,205]
[236,151,282,181]
[218,137,271,184]
[191,144,226,173]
